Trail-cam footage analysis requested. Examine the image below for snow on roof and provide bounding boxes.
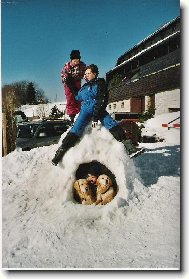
[110,30,180,72]
[109,16,180,73]
[135,16,180,48]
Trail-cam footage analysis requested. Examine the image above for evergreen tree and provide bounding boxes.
[26,82,37,104]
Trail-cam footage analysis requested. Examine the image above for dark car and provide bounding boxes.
[14,110,28,125]
[16,120,71,151]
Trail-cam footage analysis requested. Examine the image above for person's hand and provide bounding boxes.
[91,121,98,128]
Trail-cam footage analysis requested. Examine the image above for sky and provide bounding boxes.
[2,0,180,102]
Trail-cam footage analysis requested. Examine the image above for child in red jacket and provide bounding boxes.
[61,50,86,123]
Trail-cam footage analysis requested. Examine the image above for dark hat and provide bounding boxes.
[70,50,81,60]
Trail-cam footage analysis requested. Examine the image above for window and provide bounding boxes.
[131,60,139,70]
[53,124,68,135]
[109,105,111,110]
[113,104,116,109]
[158,45,168,57]
[37,125,54,137]
[160,32,165,40]
[121,102,124,108]
[17,126,32,138]
[17,123,40,138]
[35,122,68,138]
[172,25,176,33]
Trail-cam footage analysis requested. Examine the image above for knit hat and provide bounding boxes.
[70,50,81,60]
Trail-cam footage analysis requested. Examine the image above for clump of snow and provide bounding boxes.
[2,112,180,270]
[141,111,180,145]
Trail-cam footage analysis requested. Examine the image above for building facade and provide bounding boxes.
[106,16,180,116]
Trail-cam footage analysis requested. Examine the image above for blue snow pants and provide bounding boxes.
[70,108,118,137]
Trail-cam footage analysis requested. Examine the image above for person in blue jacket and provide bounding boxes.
[52,64,144,166]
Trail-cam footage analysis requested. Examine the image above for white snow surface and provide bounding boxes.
[2,112,180,270]
[20,102,66,119]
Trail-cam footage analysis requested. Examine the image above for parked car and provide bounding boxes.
[16,119,71,151]
[112,112,142,145]
[14,110,28,125]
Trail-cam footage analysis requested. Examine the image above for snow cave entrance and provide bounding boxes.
[73,160,118,205]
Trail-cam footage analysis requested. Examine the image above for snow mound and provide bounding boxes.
[57,125,139,207]
[2,116,180,269]
[2,125,139,222]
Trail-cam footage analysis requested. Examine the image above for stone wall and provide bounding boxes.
[155,89,180,115]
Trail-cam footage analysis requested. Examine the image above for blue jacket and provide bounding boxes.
[70,78,117,136]
[75,78,109,122]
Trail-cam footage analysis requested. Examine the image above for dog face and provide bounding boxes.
[96,174,112,194]
[74,179,91,195]
[73,179,96,205]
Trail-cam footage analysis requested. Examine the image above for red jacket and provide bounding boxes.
[61,61,86,115]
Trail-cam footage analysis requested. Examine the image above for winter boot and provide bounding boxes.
[109,125,144,158]
[52,132,79,166]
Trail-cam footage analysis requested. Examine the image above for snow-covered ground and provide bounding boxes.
[20,102,67,120]
[2,112,181,271]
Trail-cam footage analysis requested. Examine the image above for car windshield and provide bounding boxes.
[17,124,39,138]
[53,123,68,135]
[36,122,68,137]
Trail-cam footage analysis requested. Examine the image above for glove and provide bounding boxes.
[91,121,98,128]
[65,75,73,86]
[65,76,79,97]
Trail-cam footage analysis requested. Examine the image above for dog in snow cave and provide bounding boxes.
[73,173,116,205]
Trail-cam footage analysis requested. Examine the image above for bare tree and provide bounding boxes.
[2,87,17,154]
